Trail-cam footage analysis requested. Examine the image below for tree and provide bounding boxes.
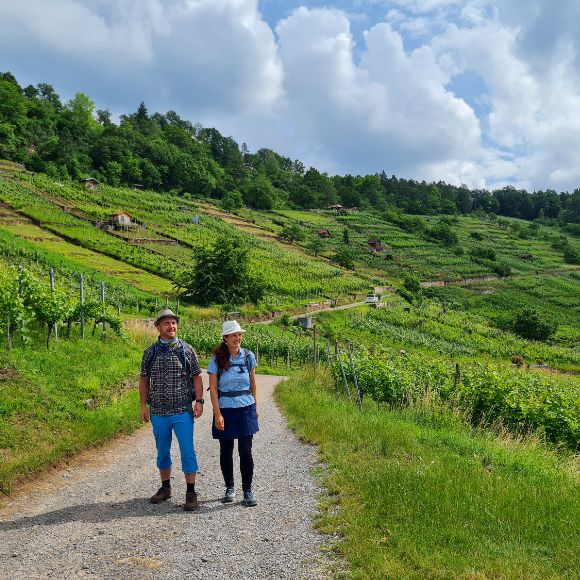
[512,308,556,341]
[222,190,244,211]
[243,175,276,209]
[280,223,306,244]
[175,236,265,306]
[308,237,326,257]
[334,248,355,270]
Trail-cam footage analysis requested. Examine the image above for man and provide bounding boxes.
[139,309,204,511]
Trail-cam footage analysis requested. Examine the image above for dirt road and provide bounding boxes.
[0,373,333,579]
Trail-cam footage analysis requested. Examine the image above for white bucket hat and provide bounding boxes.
[222,320,246,336]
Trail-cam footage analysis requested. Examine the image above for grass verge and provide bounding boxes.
[0,327,148,495]
[274,371,580,579]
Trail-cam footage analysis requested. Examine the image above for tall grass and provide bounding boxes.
[275,371,580,579]
[0,326,148,494]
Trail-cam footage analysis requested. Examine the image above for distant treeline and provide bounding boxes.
[1,71,579,223]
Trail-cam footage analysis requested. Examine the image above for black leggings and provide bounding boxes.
[219,436,254,492]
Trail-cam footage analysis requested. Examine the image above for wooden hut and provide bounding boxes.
[109,211,133,227]
[79,177,100,190]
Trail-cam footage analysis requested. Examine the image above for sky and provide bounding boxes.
[1,0,579,192]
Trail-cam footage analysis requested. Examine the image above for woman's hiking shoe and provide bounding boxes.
[222,487,235,503]
[243,491,257,507]
[150,487,171,504]
[184,492,198,511]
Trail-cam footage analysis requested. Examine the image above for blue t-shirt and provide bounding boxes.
[207,349,257,408]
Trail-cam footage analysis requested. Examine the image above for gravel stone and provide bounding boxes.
[0,374,337,579]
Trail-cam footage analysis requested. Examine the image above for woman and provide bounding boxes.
[207,320,259,506]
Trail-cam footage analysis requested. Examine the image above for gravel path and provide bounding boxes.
[0,374,335,579]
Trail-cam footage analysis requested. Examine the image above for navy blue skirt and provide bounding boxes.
[212,404,259,440]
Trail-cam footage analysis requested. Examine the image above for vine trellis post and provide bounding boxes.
[335,340,351,401]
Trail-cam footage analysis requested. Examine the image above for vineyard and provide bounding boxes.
[332,344,580,449]
[343,302,580,368]
[0,173,376,307]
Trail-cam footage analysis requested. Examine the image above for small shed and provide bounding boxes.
[79,177,100,190]
[317,228,331,238]
[521,254,533,261]
[367,238,382,251]
[297,317,312,329]
[327,204,343,211]
[133,184,143,191]
[109,211,133,227]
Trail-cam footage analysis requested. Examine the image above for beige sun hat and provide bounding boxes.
[222,320,245,335]
[154,309,180,326]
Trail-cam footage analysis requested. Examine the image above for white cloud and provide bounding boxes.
[0,0,283,116]
[273,7,481,184]
[1,0,580,192]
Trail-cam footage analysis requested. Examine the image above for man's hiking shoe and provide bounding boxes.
[184,491,198,511]
[243,491,257,507]
[150,487,171,504]
[222,487,235,503]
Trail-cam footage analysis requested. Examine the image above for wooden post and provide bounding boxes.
[455,363,461,386]
[256,339,259,365]
[313,325,317,376]
[347,341,363,412]
[101,281,106,341]
[80,274,85,339]
[335,340,351,401]
[49,268,58,340]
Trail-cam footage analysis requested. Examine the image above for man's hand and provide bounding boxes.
[140,406,149,423]
[193,401,204,419]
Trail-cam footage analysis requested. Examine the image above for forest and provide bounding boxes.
[1,70,580,223]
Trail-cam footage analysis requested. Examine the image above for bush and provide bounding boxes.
[470,247,496,261]
[425,221,458,246]
[470,231,484,241]
[493,262,511,277]
[512,308,557,342]
[563,246,580,265]
[511,355,524,366]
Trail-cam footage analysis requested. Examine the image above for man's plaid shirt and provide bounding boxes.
[140,340,202,417]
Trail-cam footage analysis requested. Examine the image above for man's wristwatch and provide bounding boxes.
[195,399,204,405]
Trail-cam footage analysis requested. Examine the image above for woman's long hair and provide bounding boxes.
[213,340,230,373]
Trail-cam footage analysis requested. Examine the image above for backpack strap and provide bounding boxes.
[146,340,195,418]
[216,348,253,399]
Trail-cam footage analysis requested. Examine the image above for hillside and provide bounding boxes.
[3,161,580,324]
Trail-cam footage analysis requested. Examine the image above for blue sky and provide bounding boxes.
[1,0,579,192]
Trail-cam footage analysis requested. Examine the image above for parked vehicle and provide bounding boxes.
[365,293,379,303]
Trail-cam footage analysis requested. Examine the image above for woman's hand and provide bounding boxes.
[214,413,225,431]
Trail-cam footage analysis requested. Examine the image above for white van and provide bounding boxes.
[365,293,379,303]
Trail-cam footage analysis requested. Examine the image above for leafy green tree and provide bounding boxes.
[425,221,458,245]
[222,190,244,211]
[564,246,580,265]
[175,236,264,306]
[334,248,355,270]
[63,92,98,132]
[243,175,276,209]
[308,237,326,257]
[280,223,306,244]
[512,308,557,341]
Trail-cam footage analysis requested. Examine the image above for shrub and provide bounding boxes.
[564,246,580,265]
[511,355,524,366]
[470,247,496,261]
[493,262,511,277]
[512,308,557,342]
[425,221,459,246]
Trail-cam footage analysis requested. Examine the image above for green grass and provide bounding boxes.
[0,327,148,494]
[275,372,580,579]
